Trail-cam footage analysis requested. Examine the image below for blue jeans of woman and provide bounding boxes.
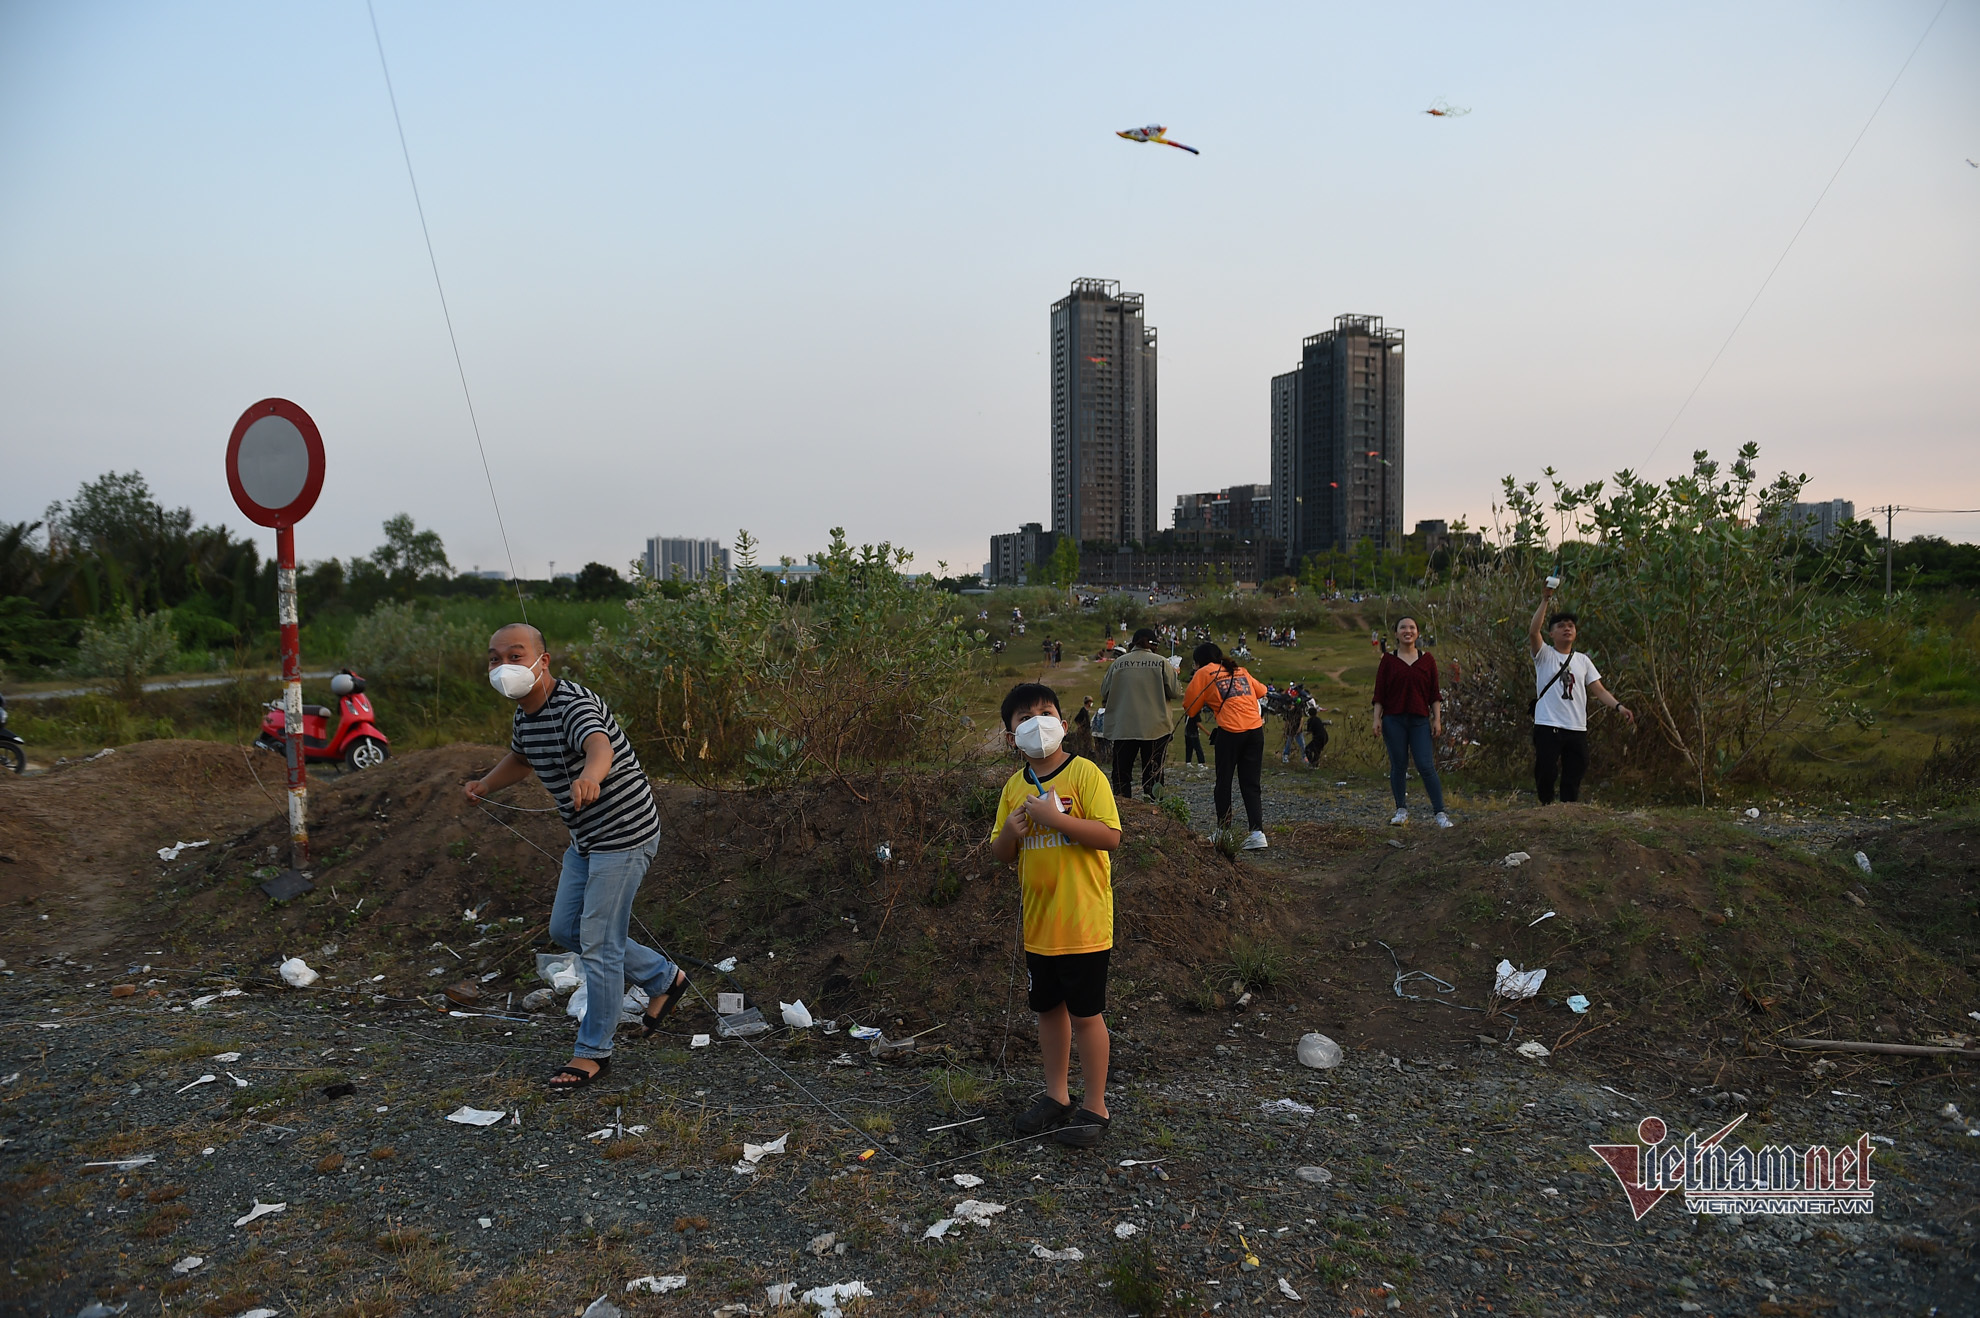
[550,838,673,1060]
[1381,713,1445,813]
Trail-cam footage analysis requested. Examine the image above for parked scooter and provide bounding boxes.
[0,692,25,774]
[255,669,390,771]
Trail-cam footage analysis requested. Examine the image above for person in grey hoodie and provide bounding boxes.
[1099,627,1184,799]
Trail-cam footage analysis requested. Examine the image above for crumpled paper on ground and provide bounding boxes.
[950,1199,1005,1227]
[625,1275,687,1294]
[799,1281,872,1318]
[733,1132,788,1174]
[1516,1040,1552,1060]
[445,1106,507,1126]
[157,840,209,861]
[1493,960,1546,1000]
[1259,1097,1315,1117]
[1031,1244,1084,1261]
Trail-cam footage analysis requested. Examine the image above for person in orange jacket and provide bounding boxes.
[1182,643,1268,851]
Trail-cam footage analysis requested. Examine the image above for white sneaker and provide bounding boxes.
[1389,809,1409,826]
[1435,812,1453,828]
[1242,830,1269,851]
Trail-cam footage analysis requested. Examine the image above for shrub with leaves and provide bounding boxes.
[346,601,485,694]
[588,529,984,784]
[1440,445,1875,803]
[74,605,178,699]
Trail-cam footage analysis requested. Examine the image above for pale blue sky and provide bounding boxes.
[3,2,1975,578]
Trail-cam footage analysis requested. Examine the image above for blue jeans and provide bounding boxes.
[550,838,672,1060]
[1381,713,1445,813]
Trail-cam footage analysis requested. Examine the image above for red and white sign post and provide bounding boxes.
[226,399,326,873]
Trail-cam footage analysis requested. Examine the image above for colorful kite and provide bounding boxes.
[1425,99,1470,118]
[1117,125,1199,155]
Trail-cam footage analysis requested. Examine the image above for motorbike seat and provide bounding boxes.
[302,704,333,718]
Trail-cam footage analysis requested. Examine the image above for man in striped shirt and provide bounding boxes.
[466,623,683,1088]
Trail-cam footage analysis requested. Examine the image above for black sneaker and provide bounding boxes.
[1014,1094,1075,1135]
[1050,1108,1111,1148]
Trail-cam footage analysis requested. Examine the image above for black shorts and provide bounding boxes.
[1026,949,1110,1018]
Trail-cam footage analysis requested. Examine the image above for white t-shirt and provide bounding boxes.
[1533,648,1602,732]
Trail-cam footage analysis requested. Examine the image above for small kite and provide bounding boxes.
[1425,99,1470,118]
[1117,125,1199,155]
[1087,356,1109,364]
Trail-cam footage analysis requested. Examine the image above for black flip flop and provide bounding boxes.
[1014,1093,1075,1136]
[634,971,690,1039]
[546,1056,610,1091]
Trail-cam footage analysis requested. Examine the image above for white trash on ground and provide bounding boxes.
[733,1133,788,1175]
[624,1275,686,1294]
[232,1199,286,1226]
[1527,910,1556,927]
[1294,1166,1332,1185]
[1744,807,1760,819]
[807,1232,837,1257]
[766,1281,798,1306]
[1296,1032,1342,1069]
[277,958,318,988]
[1494,961,1547,1000]
[799,1281,872,1318]
[1566,994,1591,1014]
[1031,1244,1084,1261]
[951,1199,1006,1227]
[212,1052,242,1062]
[1114,1222,1140,1239]
[1855,851,1873,874]
[1260,1098,1316,1117]
[156,840,210,861]
[718,1007,770,1038]
[171,1256,203,1275]
[922,1219,955,1240]
[1503,851,1531,867]
[1278,1277,1303,1300]
[690,1033,711,1048]
[535,953,581,993]
[1515,1040,1552,1060]
[82,1155,156,1170]
[189,989,243,1009]
[780,999,814,1028]
[176,1075,217,1094]
[717,991,745,1015]
[579,1298,622,1318]
[713,957,738,973]
[951,1173,984,1188]
[445,1107,507,1127]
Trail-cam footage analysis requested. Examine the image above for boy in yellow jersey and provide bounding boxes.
[989,682,1123,1147]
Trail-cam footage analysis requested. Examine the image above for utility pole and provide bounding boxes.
[1867,505,1980,604]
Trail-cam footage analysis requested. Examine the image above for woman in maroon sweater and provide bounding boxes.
[1370,617,1450,828]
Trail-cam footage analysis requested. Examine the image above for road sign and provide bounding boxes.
[227,398,325,877]
[226,398,325,528]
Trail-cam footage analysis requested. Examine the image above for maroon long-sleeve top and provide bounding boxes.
[1372,651,1442,717]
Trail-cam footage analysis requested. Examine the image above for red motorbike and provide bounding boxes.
[256,669,390,771]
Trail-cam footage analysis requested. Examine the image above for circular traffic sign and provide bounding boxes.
[226,398,325,527]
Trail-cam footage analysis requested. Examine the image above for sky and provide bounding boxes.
[2,1,1976,580]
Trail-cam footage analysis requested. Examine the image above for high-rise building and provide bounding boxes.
[643,536,731,583]
[1269,368,1299,548]
[987,522,1060,585]
[1173,485,1273,537]
[1286,314,1404,559]
[1051,279,1158,548]
[1787,499,1855,543]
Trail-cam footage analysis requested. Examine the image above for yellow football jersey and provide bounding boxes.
[991,755,1120,956]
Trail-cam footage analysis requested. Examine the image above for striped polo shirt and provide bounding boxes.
[510,679,661,854]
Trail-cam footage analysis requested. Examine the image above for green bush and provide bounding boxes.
[588,529,984,781]
[346,601,484,694]
[74,605,179,700]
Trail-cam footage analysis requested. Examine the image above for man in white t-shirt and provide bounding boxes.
[1528,585,1634,804]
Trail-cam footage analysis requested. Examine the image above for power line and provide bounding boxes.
[365,0,529,621]
[1645,0,1951,465]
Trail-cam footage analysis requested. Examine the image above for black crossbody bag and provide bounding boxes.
[1530,654,1572,715]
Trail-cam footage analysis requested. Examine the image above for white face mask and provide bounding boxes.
[1012,713,1065,759]
[488,657,542,700]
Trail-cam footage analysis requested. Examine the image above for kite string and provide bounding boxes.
[1644,0,1951,465]
[364,0,529,623]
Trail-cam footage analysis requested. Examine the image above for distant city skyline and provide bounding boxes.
[2,3,1974,574]
[1051,278,1159,548]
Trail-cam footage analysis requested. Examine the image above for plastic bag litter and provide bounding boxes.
[807,1232,837,1256]
[75,1304,129,1318]
[1855,851,1873,874]
[278,958,318,988]
[1515,1040,1552,1060]
[732,1132,788,1174]
[446,1106,508,1126]
[624,1275,686,1294]
[171,1256,203,1275]
[521,988,556,1012]
[212,1051,242,1062]
[714,957,738,973]
[848,1025,882,1041]
[233,1199,286,1226]
[951,1173,984,1188]
[1566,994,1591,1014]
[1494,961,1547,1000]
[234,1311,278,1318]
[780,999,814,1028]
[156,840,209,861]
[1278,1278,1302,1300]
[1260,1098,1315,1118]
[1031,1244,1084,1261]
[922,1218,955,1239]
[717,991,745,1015]
[1296,1032,1342,1069]
[189,989,243,1009]
[535,952,580,993]
[1294,1165,1332,1185]
[1114,1222,1140,1239]
[766,1281,798,1307]
[718,1007,770,1038]
[799,1281,872,1318]
[951,1199,1006,1227]
[580,1298,622,1318]
[567,979,588,1020]
[1503,851,1531,867]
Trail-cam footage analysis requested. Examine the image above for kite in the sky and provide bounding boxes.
[1425,99,1470,118]
[1117,125,1199,155]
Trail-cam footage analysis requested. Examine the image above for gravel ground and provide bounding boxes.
[5,958,1975,1318]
